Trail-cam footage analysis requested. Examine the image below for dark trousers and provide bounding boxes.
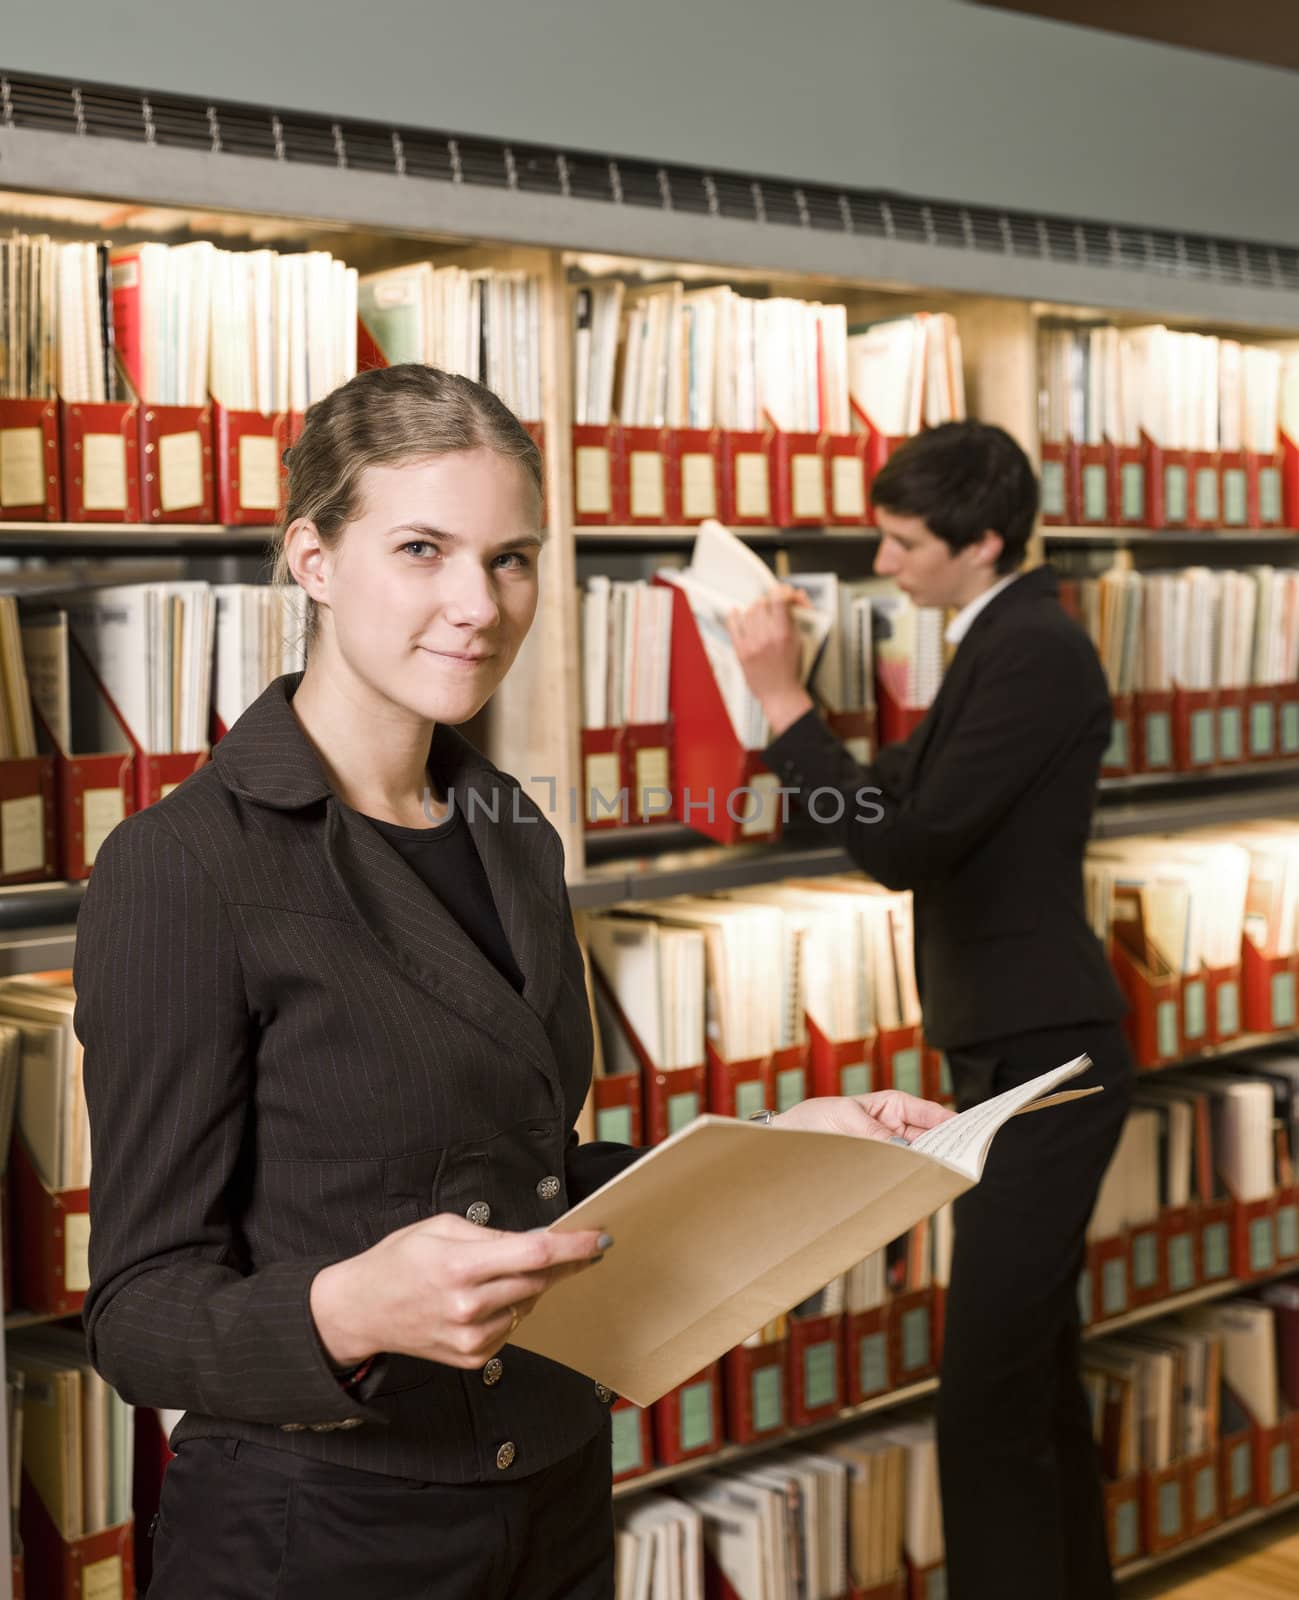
[935,1020,1132,1600]
[147,1423,614,1599]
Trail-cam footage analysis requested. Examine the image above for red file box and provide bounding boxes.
[722,1337,789,1444]
[620,425,668,525]
[1215,686,1247,767]
[1245,684,1279,763]
[1109,941,1180,1069]
[1220,1425,1255,1519]
[652,1362,722,1466]
[876,675,928,751]
[581,726,624,831]
[825,706,875,766]
[665,428,721,524]
[787,1311,844,1426]
[621,720,674,827]
[644,1061,707,1145]
[1077,441,1114,525]
[60,400,141,522]
[1229,1192,1277,1279]
[1160,1204,1198,1297]
[10,1135,89,1316]
[1104,1475,1144,1567]
[888,1286,936,1385]
[139,403,215,524]
[0,758,57,885]
[770,431,827,526]
[719,430,772,526]
[807,1019,875,1099]
[1180,968,1210,1055]
[0,399,61,520]
[572,424,622,524]
[661,580,783,845]
[1128,1217,1166,1309]
[905,1560,947,1600]
[1275,1183,1299,1267]
[862,428,909,520]
[879,1026,924,1099]
[591,1071,642,1146]
[1251,447,1286,528]
[1086,1233,1129,1324]
[136,750,208,811]
[706,1042,772,1121]
[1038,439,1074,525]
[213,403,294,524]
[1139,691,1177,777]
[1184,1447,1221,1538]
[1197,1197,1234,1285]
[844,1304,891,1406]
[590,968,689,1143]
[1141,1462,1188,1556]
[771,1041,810,1113]
[1242,941,1299,1033]
[610,1398,653,1483]
[1172,687,1216,772]
[1281,431,1299,529]
[824,433,870,525]
[1143,437,1192,529]
[1115,443,1147,526]
[1102,693,1134,778]
[1189,450,1221,528]
[19,1496,134,1600]
[1279,681,1299,757]
[1252,1413,1298,1507]
[1207,962,1242,1046]
[1220,448,1249,529]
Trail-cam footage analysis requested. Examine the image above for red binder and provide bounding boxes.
[888,1286,936,1385]
[1241,941,1299,1034]
[1172,687,1216,772]
[572,424,623,524]
[1115,443,1147,526]
[620,426,669,525]
[1228,1189,1277,1280]
[722,1337,789,1445]
[769,431,827,526]
[19,1493,134,1600]
[787,1311,844,1426]
[1215,687,1246,768]
[0,399,61,521]
[213,402,294,524]
[665,428,721,524]
[1245,684,1279,763]
[1250,447,1285,528]
[1076,441,1114,525]
[1140,1461,1187,1556]
[10,1135,89,1316]
[60,400,141,523]
[824,433,871,526]
[651,1362,723,1466]
[1109,940,1181,1069]
[1220,448,1250,530]
[0,757,57,885]
[1104,1475,1144,1567]
[1143,436,1192,529]
[1189,450,1221,529]
[718,430,773,527]
[139,403,215,524]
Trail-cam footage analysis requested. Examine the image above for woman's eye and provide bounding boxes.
[402,540,438,559]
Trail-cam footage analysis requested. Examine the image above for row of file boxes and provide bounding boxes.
[1039,436,1292,530]
[1101,685,1299,778]
[1103,1410,1299,1568]
[573,423,907,528]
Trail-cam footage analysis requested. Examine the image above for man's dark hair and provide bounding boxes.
[869,420,1038,574]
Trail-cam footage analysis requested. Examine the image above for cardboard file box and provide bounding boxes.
[888,1287,935,1386]
[787,1311,844,1426]
[0,758,57,886]
[651,1362,722,1467]
[10,1135,89,1316]
[572,424,622,524]
[1275,1182,1299,1268]
[719,430,773,527]
[1228,1190,1277,1280]
[1206,963,1242,1047]
[1102,693,1134,778]
[620,426,669,525]
[1245,685,1279,762]
[139,404,215,523]
[770,430,826,526]
[1141,1461,1188,1556]
[213,402,295,524]
[1281,431,1299,530]
[1133,690,1175,775]
[1220,1425,1255,1520]
[1143,438,1192,529]
[1242,942,1299,1033]
[580,727,623,832]
[824,433,871,525]
[1172,687,1216,772]
[1184,1447,1221,1539]
[1189,450,1221,528]
[1077,441,1114,525]
[610,1398,653,1484]
[771,1041,811,1113]
[592,968,699,1146]
[1251,1412,1298,1508]
[1250,448,1285,528]
[1104,1475,1144,1567]
[1110,941,1181,1070]
[1279,682,1299,757]
[19,1497,133,1600]
[1196,1197,1234,1287]
[643,1059,707,1145]
[1115,443,1147,526]
[723,1337,789,1445]
[1038,439,1075,525]
[1086,1233,1129,1325]
[706,1042,772,1122]
[807,1019,875,1099]
[844,1304,892,1407]
[1160,1205,1198,1298]
[1179,968,1210,1055]
[1127,1216,1166,1310]
[0,398,61,521]
[1215,687,1247,767]
[665,428,721,524]
[1220,448,1249,529]
[60,400,141,523]
[621,720,674,827]
[879,1026,924,1099]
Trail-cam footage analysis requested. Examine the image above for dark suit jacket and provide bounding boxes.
[765,565,1125,1051]
[74,674,635,1483]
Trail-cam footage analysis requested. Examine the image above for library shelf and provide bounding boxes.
[0,523,274,555]
[4,1308,77,1332]
[1114,1486,1299,1585]
[574,526,882,553]
[1044,526,1299,549]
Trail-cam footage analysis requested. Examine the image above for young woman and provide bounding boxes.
[74,363,950,1600]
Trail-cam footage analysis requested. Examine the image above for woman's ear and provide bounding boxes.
[284,519,331,607]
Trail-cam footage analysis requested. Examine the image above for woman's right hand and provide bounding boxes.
[309,1214,610,1371]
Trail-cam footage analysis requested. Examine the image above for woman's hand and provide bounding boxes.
[772,1090,954,1143]
[725,585,816,737]
[309,1215,609,1370]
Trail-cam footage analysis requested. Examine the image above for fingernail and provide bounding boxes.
[597,1233,614,1250]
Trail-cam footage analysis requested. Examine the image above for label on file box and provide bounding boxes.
[0,426,42,507]
[679,1380,714,1451]
[1250,1216,1276,1273]
[82,1554,124,1600]
[1272,971,1297,1029]
[575,447,612,515]
[1218,707,1242,762]
[1283,703,1299,753]
[792,454,824,519]
[1230,1441,1251,1500]
[1156,1000,1178,1059]
[1223,468,1248,525]
[1194,467,1219,523]
[831,456,865,519]
[1260,467,1283,524]
[1144,711,1172,768]
[1272,1440,1292,1498]
[597,1104,634,1145]
[667,1091,699,1135]
[900,1306,929,1373]
[83,432,128,511]
[751,1365,782,1432]
[634,747,669,820]
[1194,1464,1216,1522]
[1081,464,1106,522]
[585,752,621,825]
[1131,1231,1158,1289]
[1277,1203,1298,1259]
[1164,464,1188,523]
[840,1062,871,1096]
[734,1079,765,1121]
[681,453,716,519]
[1114,1501,1139,1563]
[238,433,280,511]
[858,1331,887,1395]
[65,1210,91,1293]
[1102,1258,1127,1315]
[776,1067,806,1111]
[1168,1232,1194,1292]
[610,1407,643,1476]
[1103,720,1127,770]
[1190,709,1214,765]
[1251,703,1275,757]
[1158,1479,1182,1539]
[159,429,203,512]
[1,793,44,875]
[803,1341,837,1408]
[738,773,779,837]
[1217,981,1239,1038]
[735,453,769,519]
[892,1047,922,1097]
[1121,464,1145,521]
[1040,460,1065,518]
[83,787,125,866]
[1202,1222,1229,1280]
[629,451,665,520]
[1183,978,1206,1041]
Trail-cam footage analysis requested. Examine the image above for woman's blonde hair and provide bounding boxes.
[272,363,544,642]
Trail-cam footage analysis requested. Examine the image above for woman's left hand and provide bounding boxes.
[772,1091,954,1143]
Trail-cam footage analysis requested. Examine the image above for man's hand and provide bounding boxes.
[726,585,816,737]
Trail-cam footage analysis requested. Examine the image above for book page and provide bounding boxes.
[908,1055,1097,1181]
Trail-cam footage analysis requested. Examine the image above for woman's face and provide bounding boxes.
[312,448,543,725]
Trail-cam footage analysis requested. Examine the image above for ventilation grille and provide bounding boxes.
[4,70,1299,292]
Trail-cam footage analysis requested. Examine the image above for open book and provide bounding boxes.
[514,1056,1099,1405]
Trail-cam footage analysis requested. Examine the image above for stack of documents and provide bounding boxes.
[792,574,876,717]
[1086,837,1250,978]
[359,261,542,420]
[848,313,965,436]
[1071,566,1142,695]
[573,281,626,426]
[580,577,673,731]
[109,240,216,406]
[0,595,38,759]
[1,231,60,399]
[615,1497,703,1599]
[53,240,119,404]
[1183,1299,1283,1431]
[1088,1106,1162,1244]
[586,911,706,1080]
[212,584,307,733]
[1085,1319,1222,1478]
[0,973,87,1192]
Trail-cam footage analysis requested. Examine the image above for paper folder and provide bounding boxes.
[512,1058,1098,1405]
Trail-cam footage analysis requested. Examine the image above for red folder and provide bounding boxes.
[665,428,721,524]
[888,1286,936,1384]
[1102,693,1134,778]
[10,1135,89,1316]
[1172,687,1216,772]
[1077,442,1114,525]
[719,430,773,526]
[722,1337,789,1445]
[620,426,669,525]
[770,431,827,526]
[844,1303,891,1406]
[1220,448,1249,530]
[1038,440,1075,526]
[580,726,624,832]
[1133,690,1175,775]
[1250,448,1285,528]
[706,1042,773,1121]
[1197,1197,1234,1286]
[1183,1447,1221,1539]
[139,403,215,524]
[1245,685,1279,763]
[1241,941,1299,1034]
[213,402,294,524]
[0,757,57,885]
[651,1362,723,1466]
[1215,687,1246,768]
[787,1311,844,1426]
[60,400,141,523]
[1086,1233,1130,1324]
[824,433,871,526]
[621,720,674,827]
[1206,963,1242,1046]
[1127,1217,1166,1310]
[807,1018,875,1099]
[19,1493,134,1600]
[1160,1205,1198,1297]
[572,424,623,524]
[0,399,61,521]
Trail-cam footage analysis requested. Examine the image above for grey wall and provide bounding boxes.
[6,0,1299,247]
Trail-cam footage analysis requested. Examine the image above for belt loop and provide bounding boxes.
[223,1437,242,1462]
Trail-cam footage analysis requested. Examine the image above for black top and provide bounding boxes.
[366,801,527,996]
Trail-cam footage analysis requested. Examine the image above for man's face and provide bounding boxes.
[872,508,1000,610]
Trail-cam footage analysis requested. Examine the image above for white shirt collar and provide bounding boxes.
[944,571,1022,647]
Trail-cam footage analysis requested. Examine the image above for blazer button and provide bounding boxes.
[594,1382,613,1403]
[536,1176,561,1201]
[483,1357,504,1387]
[496,1441,516,1471]
[466,1201,492,1226]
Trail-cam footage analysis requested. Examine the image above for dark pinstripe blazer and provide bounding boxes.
[74,673,635,1483]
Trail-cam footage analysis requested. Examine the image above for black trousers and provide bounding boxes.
[146,1423,614,1599]
[935,1020,1132,1600]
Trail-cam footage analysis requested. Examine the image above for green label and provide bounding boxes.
[840,1062,871,1096]
[667,1091,700,1135]
[1278,1204,1299,1260]
[1195,1464,1217,1522]
[751,1365,783,1433]
[1102,1258,1128,1316]
[1218,706,1242,761]
[803,1341,838,1410]
[901,1306,930,1373]
[1168,1233,1195,1292]
[892,1046,922,1097]
[1273,1439,1292,1499]
[1260,466,1283,524]
[1195,466,1219,523]
[1284,703,1299,753]
[1203,1222,1230,1280]
[1223,467,1248,525]
[1103,719,1128,770]
[1183,978,1207,1041]
[1272,971,1297,1029]
[1145,710,1172,768]
[1082,463,1107,522]
[1041,460,1066,517]
[1251,1215,1276,1274]
[1165,463,1188,523]
[1121,462,1145,521]
[1190,708,1215,765]
[679,1381,714,1452]
[939,1055,953,1098]
[1132,1231,1159,1290]
[1156,999,1179,1059]
[776,1067,806,1112]
[924,1571,947,1600]
[597,1105,633,1144]
[1115,1501,1140,1562]
[1159,1478,1183,1539]
[611,1407,644,1476]
[1231,1440,1252,1500]
[1251,702,1276,757]
[1217,980,1240,1039]
[858,1332,888,1396]
[1077,1266,1093,1325]
[735,1079,766,1121]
